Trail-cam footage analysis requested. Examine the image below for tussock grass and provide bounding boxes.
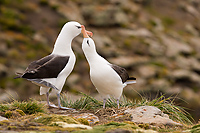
[0,99,46,115]
[191,123,200,133]
[61,93,102,110]
[61,93,193,125]
[11,99,45,114]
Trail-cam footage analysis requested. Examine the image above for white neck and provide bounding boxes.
[52,29,74,56]
[84,50,109,66]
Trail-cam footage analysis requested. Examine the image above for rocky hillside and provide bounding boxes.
[0,0,200,121]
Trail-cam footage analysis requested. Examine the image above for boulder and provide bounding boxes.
[125,106,182,126]
[170,69,200,83]
[0,43,8,57]
[81,5,129,26]
[108,56,150,67]
[0,63,7,78]
[118,28,153,38]
[137,65,157,78]
[160,34,193,57]
[49,0,85,24]
[0,116,8,122]
[144,38,165,56]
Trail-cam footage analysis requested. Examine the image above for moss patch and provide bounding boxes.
[77,118,90,125]
[73,121,139,133]
[33,114,80,125]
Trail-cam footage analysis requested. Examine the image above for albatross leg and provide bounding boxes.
[103,98,106,109]
[57,93,75,110]
[46,92,50,106]
[46,92,57,108]
[117,99,120,109]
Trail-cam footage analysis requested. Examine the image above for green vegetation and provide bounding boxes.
[0,94,195,132]
[33,114,80,125]
[0,104,9,112]
[61,93,102,110]
[73,122,139,133]
[11,99,46,114]
[61,93,193,125]
[0,99,46,115]
[191,123,200,133]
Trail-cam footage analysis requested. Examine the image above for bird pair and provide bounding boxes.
[15,21,136,110]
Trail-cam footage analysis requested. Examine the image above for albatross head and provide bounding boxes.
[62,21,82,38]
[81,25,96,54]
[61,21,93,39]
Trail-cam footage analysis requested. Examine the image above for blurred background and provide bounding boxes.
[0,0,200,122]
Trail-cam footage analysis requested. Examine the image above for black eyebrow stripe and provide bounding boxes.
[76,25,81,29]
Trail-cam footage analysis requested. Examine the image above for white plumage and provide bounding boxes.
[81,26,136,108]
[15,21,83,109]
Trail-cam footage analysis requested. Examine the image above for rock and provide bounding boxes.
[189,37,200,57]
[185,23,199,36]
[108,56,150,67]
[150,79,170,91]
[33,32,48,44]
[0,63,7,78]
[106,128,132,133]
[137,65,157,78]
[181,3,200,18]
[81,5,129,26]
[118,28,153,38]
[125,106,182,126]
[175,56,200,72]
[167,86,182,94]
[52,122,92,130]
[160,34,193,57]
[180,88,200,105]
[153,17,164,31]
[170,69,200,83]
[49,0,85,24]
[144,38,165,56]
[0,116,8,122]
[114,0,140,14]
[0,43,8,56]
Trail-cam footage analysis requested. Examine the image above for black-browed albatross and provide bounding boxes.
[81,25,136,108]
[15,21,92,110]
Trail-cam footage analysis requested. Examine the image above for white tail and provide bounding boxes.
[125,80,136,84]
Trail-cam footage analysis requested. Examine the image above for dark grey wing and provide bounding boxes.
[22,55,70,79]
[110,64,129,83]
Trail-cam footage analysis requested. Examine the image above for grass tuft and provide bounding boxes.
[0,99,46,115]
[191,123,200,133]
[61,93,193,125]
[61,93,102,110]
[0,104,10,112]
[11,99,45,115]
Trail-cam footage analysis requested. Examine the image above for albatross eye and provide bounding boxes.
[75,25,81,29]
[87,40,90,47]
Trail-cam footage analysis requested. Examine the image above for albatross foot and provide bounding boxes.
[59,106,76,110]
[48,104,59,109]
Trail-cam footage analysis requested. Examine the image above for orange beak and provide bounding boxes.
[81,25,93,38]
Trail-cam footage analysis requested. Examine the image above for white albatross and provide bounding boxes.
[81,25,136,108]
[15,21,92,110]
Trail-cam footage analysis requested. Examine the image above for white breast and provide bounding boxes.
[90,61,124,99]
